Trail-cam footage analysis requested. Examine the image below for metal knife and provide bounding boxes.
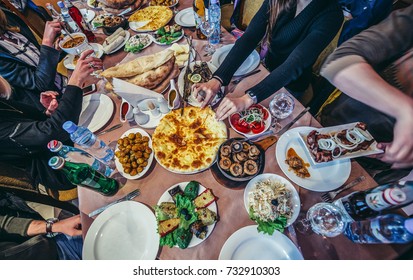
[88,189,140,217]
[247,107,310,142]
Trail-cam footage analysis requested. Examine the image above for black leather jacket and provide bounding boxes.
[0,7,62,112]
[0,86,82,190]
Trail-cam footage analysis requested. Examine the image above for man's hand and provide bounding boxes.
[40,91,59,116]
[42,21,62,48]
[53,215,82,236]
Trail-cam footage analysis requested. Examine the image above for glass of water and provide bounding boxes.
[306,202,347,238]
[269,91,295,132]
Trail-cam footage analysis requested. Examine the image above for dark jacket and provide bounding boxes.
[0,85,83,190]
[0,7,62,111]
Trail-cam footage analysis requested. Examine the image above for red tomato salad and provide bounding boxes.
[229,104,271,135]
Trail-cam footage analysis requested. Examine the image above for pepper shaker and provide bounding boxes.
[157,96,170,114]
[133,107,149,125]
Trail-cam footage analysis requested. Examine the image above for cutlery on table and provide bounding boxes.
[95,123,123,136]
[88,188,141,217]
[247,107,310,142]
[321,175,366,203]
[118,7,132,16]
[231,69,261,85]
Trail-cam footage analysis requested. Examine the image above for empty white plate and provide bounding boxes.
[211,44,260,76]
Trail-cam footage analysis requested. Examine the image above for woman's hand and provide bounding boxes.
[53,215,82,236]
[40,91,59,116]
[68,49,103,88]
[215,94,254,121]
[192,78,222,108]
[42,20,62,48]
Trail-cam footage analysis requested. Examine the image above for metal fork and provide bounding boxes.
[321,175,366,203]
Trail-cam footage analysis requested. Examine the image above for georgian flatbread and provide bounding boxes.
[152,106,227,173]
[128,6,173,31]
[100,49,174,78]
[99,0,136,9]
[123,56,175,89]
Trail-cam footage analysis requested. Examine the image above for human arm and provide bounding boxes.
[321,6,413,168]
[26,215,82,237]
[4,50,102,151]
[40,91,59,116]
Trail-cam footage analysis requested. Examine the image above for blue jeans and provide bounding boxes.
[54,234,83,260]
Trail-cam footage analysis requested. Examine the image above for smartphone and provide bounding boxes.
[82,84,96,95]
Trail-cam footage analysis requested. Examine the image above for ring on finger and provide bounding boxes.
[88,62,94,68]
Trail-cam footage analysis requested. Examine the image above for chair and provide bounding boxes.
[236,0,265,30]
[0,163,79,214]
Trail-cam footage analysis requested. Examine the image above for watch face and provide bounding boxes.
[46,218,59,238]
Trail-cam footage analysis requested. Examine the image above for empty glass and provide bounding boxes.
[297,202,347,238]
[269,91,295,132]
[199,18,216,55]
[76,44,100,77]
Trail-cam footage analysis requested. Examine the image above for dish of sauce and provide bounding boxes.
[285,147,310,178]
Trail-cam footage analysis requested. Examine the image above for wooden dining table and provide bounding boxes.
[75,0,411,260]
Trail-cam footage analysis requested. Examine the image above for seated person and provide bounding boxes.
[0,7,64,111]
[0,49,103,191]
[319,5,413,183]
[0,190,82,260]
[193,0,344,121]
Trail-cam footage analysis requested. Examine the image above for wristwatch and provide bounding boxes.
[45,218,59,238]
[245,90,257,104]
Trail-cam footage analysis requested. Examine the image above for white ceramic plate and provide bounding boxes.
[152,31,184,46]
[276,126,351,192]
[80,8,95,22]
[114,128,154,180]
[174,7,195,27]
[228,105,272,137]
[83,201,159,260]
[103,31,130,54]
[177,61,222,107]
[63,43,104,70]
[211,44,260,76]
[135,98,167,129]
[298,122,383,165]
[243,173,300,227]
[157,182,217,248]
[124,34,153,53]
[219,225,304,260]
[79,93,114,133]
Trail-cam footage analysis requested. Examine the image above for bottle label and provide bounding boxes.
[365,188,406,211]
[370,219,391,243]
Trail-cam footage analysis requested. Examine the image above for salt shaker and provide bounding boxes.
[133,107,149,125]
[157,96,170,114]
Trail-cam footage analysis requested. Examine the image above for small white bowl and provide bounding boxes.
[59,33,88,55]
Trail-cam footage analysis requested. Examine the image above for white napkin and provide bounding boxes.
[112,78,160,106]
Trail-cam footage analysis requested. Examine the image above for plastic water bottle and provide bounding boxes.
[49,156,119,196]
[62,121,114,164]
[46,3,62,20]
[208,0,221,45]
[47,140,113,176]
[57,1,80,33]
[344,214,413,244]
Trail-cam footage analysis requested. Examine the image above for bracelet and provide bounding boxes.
[211,76,224,86]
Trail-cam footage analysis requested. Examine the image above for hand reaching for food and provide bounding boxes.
[192,78,221,108]
[215,94,255,121]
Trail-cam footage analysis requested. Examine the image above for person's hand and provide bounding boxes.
[376,114,413,169]
[40,91,59,116]
[192,78,222,108]
[215,94,254,121]
[68,49,103,88]
[53,215,82,236]
[42,20,62,48]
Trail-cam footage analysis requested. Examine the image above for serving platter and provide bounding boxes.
[174,7,195,27]
[103,30,130,54]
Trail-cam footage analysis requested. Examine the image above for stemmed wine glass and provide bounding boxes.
[199,17,216,56]
[295,202,347,237]
[269,91,295,132]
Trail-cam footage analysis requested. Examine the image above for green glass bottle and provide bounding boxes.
[48,156,119,196]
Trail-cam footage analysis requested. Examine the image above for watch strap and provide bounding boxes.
[245,90,257,104]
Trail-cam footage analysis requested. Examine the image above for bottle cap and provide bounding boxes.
[48,156,65,169]
[63,121,77,134]
[47,140,63,152]
[57,1,64,8]
[405,219,413,234]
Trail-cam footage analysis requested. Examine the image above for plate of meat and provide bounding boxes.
[276,126,351,192]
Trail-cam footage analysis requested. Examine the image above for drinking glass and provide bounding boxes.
[299,202,347,238]
[199,18,216,55]
[76,44,100,77]
[269,91,295,132]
